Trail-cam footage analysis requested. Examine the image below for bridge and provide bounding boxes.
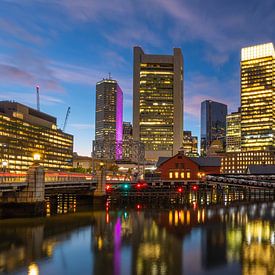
[206,174,275,189]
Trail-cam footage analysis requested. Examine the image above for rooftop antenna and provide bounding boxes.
[36,85,40,111]
[108,72,112,79]
[63,107,71,132]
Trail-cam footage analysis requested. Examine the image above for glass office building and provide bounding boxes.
[241,42,275,151]
[0,101,73,173]
[200,100,227,156]
[94,78,123,160]
[133,47,183,161]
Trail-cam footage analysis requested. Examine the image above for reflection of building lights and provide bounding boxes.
[186,210,190,225]
[202,209,205,223]
[174,210,178,226]
[28,263,39,275]
[169,211,173,225]
[98,237,103,250]
[106,213,110,224]
[197,210,201,223]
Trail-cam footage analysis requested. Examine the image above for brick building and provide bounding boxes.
[157,152,221,183]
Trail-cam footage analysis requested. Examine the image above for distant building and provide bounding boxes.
[241,43,275,151]
[0,101,73,173]
[94,77,123,160]
[207,140,225,156]
[200,100,227,156]
[123,122,133,140]
[133,46,183,161]
[221,151,275,174]
[226,110,241,152]
[182,131,198,157]
[157,151,221,182]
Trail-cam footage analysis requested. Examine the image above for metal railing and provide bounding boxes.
[0,172,27,184]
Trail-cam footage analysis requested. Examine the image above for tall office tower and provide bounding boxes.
[0,101,73,173]
[182,131,198,157]
[241,42,275,151]
[201,100,227,156]
[226,110,241,152]
[133,46,183,161]
[94,78,123,160]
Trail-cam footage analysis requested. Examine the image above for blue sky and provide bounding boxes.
[0,0,274,156]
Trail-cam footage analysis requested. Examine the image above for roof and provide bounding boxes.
[247,165,275,175]
[189,157,221,167]
[156,157,170,167]
[157,155,221,168]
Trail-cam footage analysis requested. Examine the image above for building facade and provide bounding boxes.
[157,152,221,182]
[226,111,241,152]
[94,78,123,160]
[182,131,198,156]
[0,101,73,173]
[133,46,183,161]
[221,151,275,174]
[241,42,275,151]
[201,100,227,156]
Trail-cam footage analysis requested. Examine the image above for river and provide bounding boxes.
[0,194,274,275]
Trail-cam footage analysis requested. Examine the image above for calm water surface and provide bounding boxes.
[0,196,275,275]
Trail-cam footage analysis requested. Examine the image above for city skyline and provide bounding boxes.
[1,1,275,155]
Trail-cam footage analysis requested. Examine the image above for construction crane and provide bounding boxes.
[36,85,40,111]
[63,107,71,132]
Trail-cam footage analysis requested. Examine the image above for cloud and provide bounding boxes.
[185,72,240,119]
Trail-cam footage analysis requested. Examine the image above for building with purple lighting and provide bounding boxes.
[93,77,123,160]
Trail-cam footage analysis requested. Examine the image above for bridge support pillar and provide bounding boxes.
[0,163,45,217]
[93,169,106,206]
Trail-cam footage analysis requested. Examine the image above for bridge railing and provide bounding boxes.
[0,172,27,184]
[45,171,95,183]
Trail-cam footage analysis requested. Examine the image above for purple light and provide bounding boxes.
[114,218,121,275]
[116,84,123,160]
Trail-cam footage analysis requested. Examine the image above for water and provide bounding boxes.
[0,196,275,275]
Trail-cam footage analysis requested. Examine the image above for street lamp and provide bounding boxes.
[2,161,7,172]
[33,153,41,164]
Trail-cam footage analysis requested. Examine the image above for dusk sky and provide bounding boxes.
[1,0,275,156]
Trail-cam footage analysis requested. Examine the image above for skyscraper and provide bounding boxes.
[94,78,123,160]
[182,131,198,157]
[133,46,183,161]
[226,110,241,152]
[200,100,227,156]
[241,42,275,151]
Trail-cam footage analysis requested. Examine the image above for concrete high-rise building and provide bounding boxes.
[241,42,275,151]
[226,110,241,152]
[133,46,183,161]
[0,101,73,173]
[201,100,227,156]
[94,78,123,160]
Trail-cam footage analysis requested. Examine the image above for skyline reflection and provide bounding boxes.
[0,200,274,274]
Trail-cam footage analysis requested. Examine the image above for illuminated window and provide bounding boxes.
[180,172,184,178]
[187,172,190,179]
[175,172,179,179]
[169,172,173,179]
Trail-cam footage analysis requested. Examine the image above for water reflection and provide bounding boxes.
[0,201,275,274]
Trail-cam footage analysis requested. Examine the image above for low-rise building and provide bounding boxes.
[0,101,73,173]
[157,151,221,183]
[221,151,275,174]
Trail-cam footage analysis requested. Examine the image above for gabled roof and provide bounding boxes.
[247,165,275,175]
[156,157,170,167]
[156,154,221,168]
[189,157,221,167]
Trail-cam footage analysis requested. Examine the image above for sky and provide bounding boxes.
[0,0,275,156]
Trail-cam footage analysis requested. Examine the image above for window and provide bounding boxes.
[175,172,179,179]
[180,172,184,178]
[187,172,190,179]
[169,172,173,179]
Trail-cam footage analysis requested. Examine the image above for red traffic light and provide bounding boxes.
[192,185,198,191]
[106,184,111,191]
[177,187,183,193]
